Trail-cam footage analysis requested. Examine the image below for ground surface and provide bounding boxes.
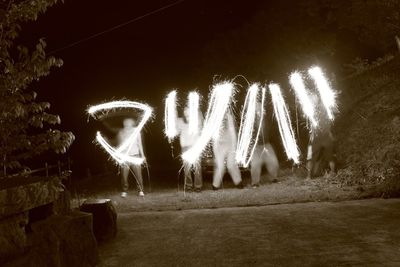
[71,170,379,213]
[98,198,400,266]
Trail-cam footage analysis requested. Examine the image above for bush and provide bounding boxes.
[334,56,400,193]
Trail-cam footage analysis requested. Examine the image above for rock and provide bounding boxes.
[0,212,29,264]
[4,211,98,267]
[53,189,71,215]
[0,176,62,219]
[80,199,117,242]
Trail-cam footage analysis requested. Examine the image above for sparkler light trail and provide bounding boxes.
[289,71,318,128]
[182,82,234,165]
[236,84,266,168]
[96,132,144,165]
[164,90,178,140]
[269,83,300,164]
[188,92,200,135]
[308,66,337,120]
[88,100,153,165]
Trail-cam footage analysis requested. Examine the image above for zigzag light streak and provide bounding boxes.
[188,92,200,135]
[164,90,178,140]
[96,132,144,165]
[88,100,152,165]
[308,66,337,120]
[289,72,318,128]
[269,83,300,164]
[236,84,266,168]
[182,82,234,164]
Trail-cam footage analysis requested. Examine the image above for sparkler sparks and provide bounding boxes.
[182,82,234,165]
[164,90,178,140]
[269,83,300,164]
[308,66,337,120]
[236,84,266,168]
[88,100,153,165]
[96,132,144,165]
[289,71,318,128]
[188,92,200,135]
[87,66,336,168]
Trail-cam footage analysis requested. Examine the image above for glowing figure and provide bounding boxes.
[308,66,337,120]
[269,83,300,164]
[177,105,203,191]
[188,92,200,135]
[212,111,243,189]
[164,90,178,140]
[182,82,234,165]
[236,84,266,168]
[87,100,152,165]
[289,72,318,128]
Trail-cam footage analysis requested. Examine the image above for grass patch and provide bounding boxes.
[70,171,378,213]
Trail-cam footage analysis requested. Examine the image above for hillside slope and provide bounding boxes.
[335,56,400,195]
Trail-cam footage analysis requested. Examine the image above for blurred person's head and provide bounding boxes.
[309,93,320,107]
[183,106,190,120]
[123,118,135,128]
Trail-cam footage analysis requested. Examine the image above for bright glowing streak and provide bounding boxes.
[164,90,178,140]
[188,92,200,135]
[269,83,300,164]
[308,66,337,120]
[182,82,234,164]
[289,72,318,128]
[88,100,152,165]
[96,132,144,165]
[88,100,149,115]
[236,84,266,168]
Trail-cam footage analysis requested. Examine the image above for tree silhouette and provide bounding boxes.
[0,0,74,176]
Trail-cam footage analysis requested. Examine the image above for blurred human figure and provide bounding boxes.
[212,111,243,190]
[306,125,336,179]
[177,106,203,192]
[250,102,279,187]
[306,96,336,179]
[251,144,279,187]
[117,118,145,197]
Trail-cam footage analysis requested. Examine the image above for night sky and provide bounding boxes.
[20,0,269,177]
[19,0,384,178]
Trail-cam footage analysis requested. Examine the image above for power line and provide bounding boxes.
[48,0,186,55]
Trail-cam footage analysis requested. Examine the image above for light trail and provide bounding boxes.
[182,82,234,164]
[269,83,300,164]
[236,84,266,168]
[164,90,178,140]
[88,100,152,165]
[289,71,318,128]
[308,66,337,120]
[96,132,144,165]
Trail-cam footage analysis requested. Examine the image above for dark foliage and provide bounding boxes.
[0,0,74,175]
[334,56,400,194]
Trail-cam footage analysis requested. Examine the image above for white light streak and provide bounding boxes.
[289,72,318,128]
[96,132,144,165]
[236,84,266,168]
[308,66,337,120]
[269,83,300,164]
[182,82,234,164]
[88,100,152,165]
[164,90,178,140]
[188,92,200,135]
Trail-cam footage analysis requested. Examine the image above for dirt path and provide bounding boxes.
[98,198,400,266]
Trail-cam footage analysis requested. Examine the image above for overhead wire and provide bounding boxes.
[48,0,186,55]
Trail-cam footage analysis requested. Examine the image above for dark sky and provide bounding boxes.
[22,0,269,176]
